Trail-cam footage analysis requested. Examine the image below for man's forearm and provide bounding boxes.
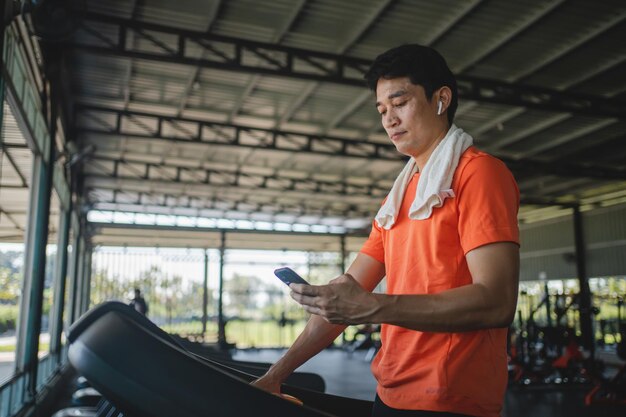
[329,242,518,332]
[371,282,515,333]
[369,242,519,332]
[266,315,346,381]
[266,253,385,382]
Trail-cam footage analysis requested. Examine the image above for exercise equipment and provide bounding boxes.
[71,387,101,406]
[586,297,626,406]
[52,398,119,417]
[76,375,91,389]
[68,301,373,417]
[52,407,96,417]
[508,289,601,387]
[168,331,326,392]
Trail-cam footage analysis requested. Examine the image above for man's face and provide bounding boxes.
[375,76,441,160]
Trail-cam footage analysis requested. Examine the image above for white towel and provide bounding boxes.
[375,124,473,229]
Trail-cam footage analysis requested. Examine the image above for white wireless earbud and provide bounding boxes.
[437,100,443,115]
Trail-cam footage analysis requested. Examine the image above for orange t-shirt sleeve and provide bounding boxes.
[456,155,520,254]
[360,219,385,264]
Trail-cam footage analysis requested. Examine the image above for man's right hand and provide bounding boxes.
[251,372,282,394]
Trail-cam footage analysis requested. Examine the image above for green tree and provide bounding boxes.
[90,267,126,305]
[0,266,21,304]
[157,274,183,325]
[224,273,273,318]
[0,251,22,274]
[180,280,208,319]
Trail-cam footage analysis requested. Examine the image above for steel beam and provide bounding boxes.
[1,144,28,186]
[85,154,392,198]
[76,105,626,180]
[76,104,403,161]
[0,207,23,229]
[68,12,626,118]
[88,220,369,238]
[87,189,376,219]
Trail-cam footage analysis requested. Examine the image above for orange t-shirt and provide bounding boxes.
[360,147,520,417]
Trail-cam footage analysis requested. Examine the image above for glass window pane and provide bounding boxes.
[0,101,32,385]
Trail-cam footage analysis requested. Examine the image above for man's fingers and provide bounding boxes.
[302,305,322,316]
[289,291,319,307]
[301,305,347,324]
[289,283,320,295]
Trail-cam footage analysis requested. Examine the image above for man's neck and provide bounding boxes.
[413,124,451,171]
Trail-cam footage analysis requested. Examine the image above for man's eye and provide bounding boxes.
[393,101,406,107]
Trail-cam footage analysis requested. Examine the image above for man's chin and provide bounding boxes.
[393,144,416,159]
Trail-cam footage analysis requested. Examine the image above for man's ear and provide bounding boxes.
[437,86,453,114]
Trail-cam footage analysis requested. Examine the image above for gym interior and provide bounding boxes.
[0,1,624,416]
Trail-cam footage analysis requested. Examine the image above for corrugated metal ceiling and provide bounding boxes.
[7,0,625,248]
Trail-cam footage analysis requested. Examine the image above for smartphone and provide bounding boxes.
[274,267,310,286]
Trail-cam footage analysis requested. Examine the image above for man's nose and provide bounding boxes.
[383,110,399,129]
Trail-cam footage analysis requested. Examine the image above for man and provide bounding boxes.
[254,44,520,417]
[129,288,149,316]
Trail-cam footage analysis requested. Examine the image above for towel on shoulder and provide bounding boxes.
[375,124,473,230]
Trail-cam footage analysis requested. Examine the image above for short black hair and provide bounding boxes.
[364,44,458,125]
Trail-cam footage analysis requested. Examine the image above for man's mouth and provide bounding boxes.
[390,131,406,141]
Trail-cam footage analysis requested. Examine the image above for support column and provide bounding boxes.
[72,238,82,321]
[573,206,594,359]
[339,234,346,273]
[68,216,81,324]
[72,236,85,323]
[49,206,71,365]
[202,248,209,336]
[81,244,93,313]
[339,235,348,345]
[0,0,5,141]
[74,236,85,318]
[543,280,552,328]
[217,231,227,348]
[19,83,56,399]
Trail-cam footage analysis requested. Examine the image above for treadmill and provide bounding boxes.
[67,302,374,417]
